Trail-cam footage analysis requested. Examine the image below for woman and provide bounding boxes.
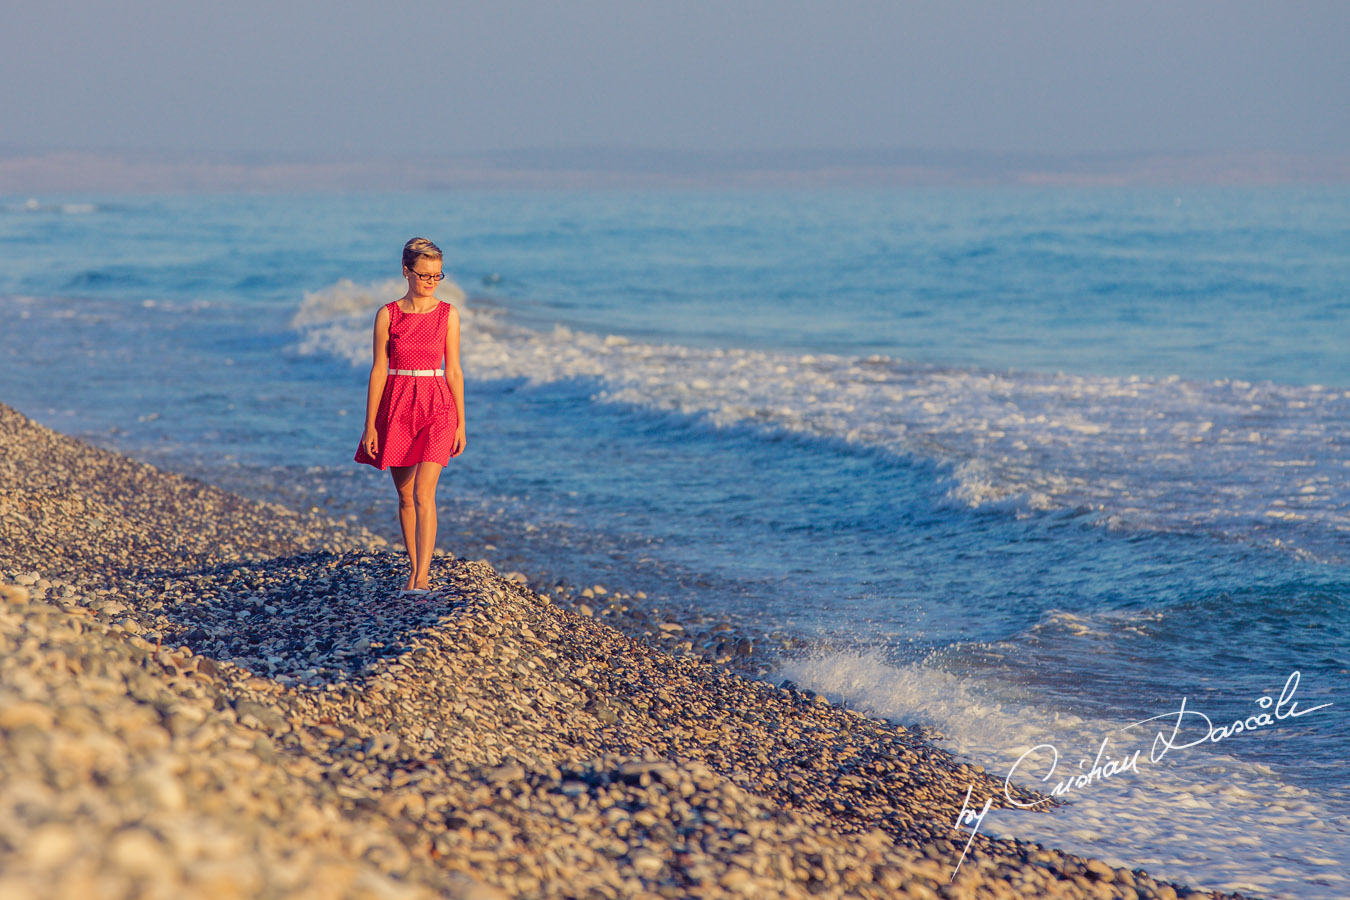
[354,237,466,595]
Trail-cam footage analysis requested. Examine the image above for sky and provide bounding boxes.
[2,0,1348,162]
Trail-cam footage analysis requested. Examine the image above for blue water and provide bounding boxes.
[2,188,1348,897]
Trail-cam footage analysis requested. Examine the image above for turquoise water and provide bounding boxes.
[2,188,1348,897]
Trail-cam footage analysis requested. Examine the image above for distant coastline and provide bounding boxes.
[3,146,1348,193]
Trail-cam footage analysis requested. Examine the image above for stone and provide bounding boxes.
[234,699,288,733]
[26,823,77,868]
[443,873,511,900]
[1085,859,1116,881]
[0,702,53,731]
[617,760,678,785]
[109,828,166,877]
[364,732,400,761]
[630,851,665,878]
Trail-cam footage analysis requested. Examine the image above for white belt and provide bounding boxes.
[388,368,444,376]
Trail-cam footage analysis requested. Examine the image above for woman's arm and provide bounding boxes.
[444,304,466,457]
[361,306,391,457]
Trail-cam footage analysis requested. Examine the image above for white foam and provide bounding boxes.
[779,649,1350,899]
[291,277,468,367]
[5,198,98,214]
[290,280,1350,560]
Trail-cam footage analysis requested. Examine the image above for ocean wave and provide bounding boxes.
[291,277,468,367]
[3,198,99,215]
[778,648,1350,900]
[290,279,1350,560]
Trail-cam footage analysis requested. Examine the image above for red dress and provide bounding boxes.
[354,301,458,469]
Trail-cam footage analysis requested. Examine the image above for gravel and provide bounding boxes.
[0,401,1261,900]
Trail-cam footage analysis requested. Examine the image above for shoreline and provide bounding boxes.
[0,400,1260,899]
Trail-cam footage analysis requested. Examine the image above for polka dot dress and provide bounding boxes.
[354,301,458,469]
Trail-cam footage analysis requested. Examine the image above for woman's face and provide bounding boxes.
[403,257,443,299]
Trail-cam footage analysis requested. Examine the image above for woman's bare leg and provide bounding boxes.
[411,460,444,589]
[390,465,418,590]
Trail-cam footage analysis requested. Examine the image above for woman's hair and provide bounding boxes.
[402,237,443,271]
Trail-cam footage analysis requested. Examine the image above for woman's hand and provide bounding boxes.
[361,425,379,458]
[451,425,466,458]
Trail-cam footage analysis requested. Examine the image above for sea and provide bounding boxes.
[1,187,1347,899]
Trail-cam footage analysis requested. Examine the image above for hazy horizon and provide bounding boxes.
[4,2,1347,164]
[3,145,1349,194]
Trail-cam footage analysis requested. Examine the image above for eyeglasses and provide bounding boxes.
[408,269,445,283]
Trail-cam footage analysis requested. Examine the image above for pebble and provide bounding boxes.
[0,400,1243,900]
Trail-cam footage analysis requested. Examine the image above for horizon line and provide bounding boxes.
[3,146,1349,193]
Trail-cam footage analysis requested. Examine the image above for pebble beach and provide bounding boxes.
[0,400,1265,900]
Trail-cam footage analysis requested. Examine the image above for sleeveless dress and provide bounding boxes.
[354,300,458,469]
